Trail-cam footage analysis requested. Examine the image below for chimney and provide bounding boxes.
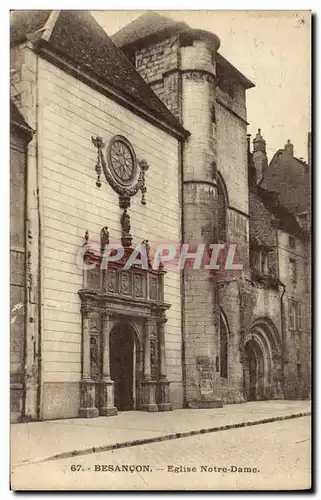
[252,129,268,184]
[284,139,294,156]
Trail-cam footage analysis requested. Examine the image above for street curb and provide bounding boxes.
[17,410,310,466]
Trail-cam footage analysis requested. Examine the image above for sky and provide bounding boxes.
[92,10,311,162]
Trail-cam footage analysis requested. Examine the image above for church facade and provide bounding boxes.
[10,11,311,421]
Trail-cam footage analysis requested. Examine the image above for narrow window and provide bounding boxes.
[289,236,296,249]
[220,315,228,379]
[289,258,297,284]
[297,363,302,379]
[289,299,296,331]
[297,302,303,331]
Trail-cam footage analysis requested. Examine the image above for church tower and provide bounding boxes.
[179,32,223,407]
[112,13,253,407]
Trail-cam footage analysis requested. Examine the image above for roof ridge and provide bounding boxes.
[81,11,185,130]
[41,10,60,42]
[33,10,188,138]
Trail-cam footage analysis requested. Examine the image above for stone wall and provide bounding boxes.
[135,36,181,120]
[278,229,311,398]
[10,43,40,420]
[10,133,26,422]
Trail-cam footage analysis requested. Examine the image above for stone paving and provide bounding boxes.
[11,400,311,468]
[11,416,311,490]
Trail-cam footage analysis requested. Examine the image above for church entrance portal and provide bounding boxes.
[244,338,264,401]
[110,324,136,411]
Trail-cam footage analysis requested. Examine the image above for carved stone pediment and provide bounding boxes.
[80,245,170,315]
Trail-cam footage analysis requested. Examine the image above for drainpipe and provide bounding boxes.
[279,281,286,399]
[177,40,187,408]
[276,228,286,399]
[22,127,34,420]
[35,53,43,420]
[179,137,187,407]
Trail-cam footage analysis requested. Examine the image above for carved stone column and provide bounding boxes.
[157,315,172,411]
[79,305,99,418]
[141,317,158,412]
[100,311,117,416]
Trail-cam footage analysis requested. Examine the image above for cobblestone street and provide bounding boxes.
[11,415,311,491]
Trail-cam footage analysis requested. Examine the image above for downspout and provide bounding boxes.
[276,228,286,399]
[22,127,34,420]
[177,40,187,407]
[35,53,43,420]
[179,138,187,407]
[279,280,286,399]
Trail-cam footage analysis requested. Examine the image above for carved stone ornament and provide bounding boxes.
[121,209,133,247]
[100,226,109,253]
[91,134,149,208]
[91,136,105,187]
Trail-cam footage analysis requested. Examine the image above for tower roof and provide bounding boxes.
[112,12,254,89]
[111,12,190,48]
[10,10,189,140]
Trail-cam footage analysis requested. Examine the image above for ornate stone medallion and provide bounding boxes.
[104,136,140,198]
[91,134,149,208]
[107,135,137,187]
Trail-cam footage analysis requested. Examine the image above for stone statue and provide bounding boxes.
[142,239,151,264]
[121,209,131,234]
[100,226,109,252]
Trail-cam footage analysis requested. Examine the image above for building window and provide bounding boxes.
[289,236,296,249]
[288,299,304,331]
[217,174,227,242]
[289,258,297,284]
[215,356,220,373]
[297,302,303,331]
[297,363,302,380]
[261,252,268,274]
[220,314,228,379]
[252,250,268,275]
[211,106,216,124]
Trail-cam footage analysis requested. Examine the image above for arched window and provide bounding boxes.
[217,172,228,242]
[220,312,228,379]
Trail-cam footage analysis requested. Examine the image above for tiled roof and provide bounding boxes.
[249,189,276,249]
[10,10,188,138]
[10,10,51,45]
[112,12,254,89]
[260,149,311,214]
[249,185,308,245]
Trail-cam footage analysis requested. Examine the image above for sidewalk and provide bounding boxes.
[11,400,311,468]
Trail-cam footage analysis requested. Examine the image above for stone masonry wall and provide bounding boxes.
[10,43,40,420]
[135,36,181,120]
[278,229,310,398]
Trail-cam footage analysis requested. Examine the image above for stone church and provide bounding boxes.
[10,10,311,421]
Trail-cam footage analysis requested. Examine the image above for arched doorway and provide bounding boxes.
[110,324,139,411]
[244,338,265,401]
[243,318,282,401]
